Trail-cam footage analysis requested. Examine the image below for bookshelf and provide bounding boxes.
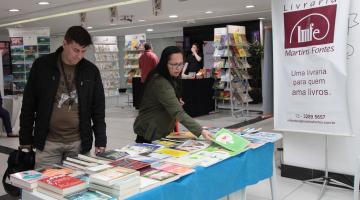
[123,34,146,95]
[213,25,253,117]
[93,36,120,97]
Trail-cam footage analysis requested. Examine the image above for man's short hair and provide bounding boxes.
[64,26,92,47]
[144,43,152,50]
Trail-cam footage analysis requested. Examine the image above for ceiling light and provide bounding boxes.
[37,1,50,5]
[258,17,266,20]
[146,28,154,32]
[245,5,255,8]
[169,15,178,18]
[9,9,20,12]
[205,11,213,14]
[138,19,146,22]
[87,26,93,29]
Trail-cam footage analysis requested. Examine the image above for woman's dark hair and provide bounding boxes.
[142,46,183,99]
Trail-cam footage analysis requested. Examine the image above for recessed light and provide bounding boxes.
[146,28,154,32]
[37,1,50,5]
[169,15,178,18]
[138,19,146,22]
[9,9,20,12]
[205,11,213,14]
[245,5,255,8]
[258,17,266,20]
[87,26,93,29]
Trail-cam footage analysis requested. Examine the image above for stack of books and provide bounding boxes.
[37,175,87,199]
[89,166,140,199]
[10,170,47,191]
[62,156,112,175]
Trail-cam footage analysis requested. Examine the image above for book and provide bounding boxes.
[166,131,197,139]
[64,189,117,200]
[128,155,160,163]
[89,181,139,197]
[89,167,139,186]
[37,165,74,177]
[153,139,181,148]
[110,158,150,170]
[164,156,201,168]
[85,164,113,175]
[10,170,46,190]
[140,167,179,183]
[151,162,194,176]
[120,143,162,155]
[175,140,211,153]
[139,177,161,192]
[96,150,129,161]
[38,175,87,195]
[155,148,189,157]
[212,128,250,153]
[140,152,171,160]
[65,157,98,167]
[188,148,231,167]
[77,154,110,165]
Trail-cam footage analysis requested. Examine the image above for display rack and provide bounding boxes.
[93,36,120,97]
[123,34,146,96]
[213,25,253,117]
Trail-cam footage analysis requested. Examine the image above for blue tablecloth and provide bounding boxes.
[128,143,274,200]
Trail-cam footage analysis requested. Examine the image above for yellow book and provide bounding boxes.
[155,148,189,157]
[166,132,197,139]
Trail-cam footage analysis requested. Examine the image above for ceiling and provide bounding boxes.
[0,0,271,37]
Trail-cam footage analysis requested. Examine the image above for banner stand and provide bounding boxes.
[303,136,353,200]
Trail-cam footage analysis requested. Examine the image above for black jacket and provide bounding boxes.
[19,47,106,153]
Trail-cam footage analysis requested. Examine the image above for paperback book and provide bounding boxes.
[212,128,250,153]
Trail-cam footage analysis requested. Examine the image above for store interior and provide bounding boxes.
[0,0,358,200]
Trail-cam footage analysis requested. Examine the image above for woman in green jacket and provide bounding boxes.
[133,46,212,143]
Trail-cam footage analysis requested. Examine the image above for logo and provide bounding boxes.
[284,5,337,49]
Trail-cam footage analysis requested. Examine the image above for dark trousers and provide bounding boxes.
[0,107,11,134]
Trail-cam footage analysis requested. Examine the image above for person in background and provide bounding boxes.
[181,43,202,78]
[139,43,159,83]
[0,92,17,137]
[133,46,212,143]
[19,26,107,168]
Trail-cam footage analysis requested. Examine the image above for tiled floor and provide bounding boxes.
[0,96,355,199]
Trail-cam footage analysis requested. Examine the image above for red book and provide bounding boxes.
[110,158,150,170]
[38,175,87,195]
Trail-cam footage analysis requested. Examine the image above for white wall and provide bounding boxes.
[283,0,360,176]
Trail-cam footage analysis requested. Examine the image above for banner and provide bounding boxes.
[8,27,50,93]
[272,0,352,135]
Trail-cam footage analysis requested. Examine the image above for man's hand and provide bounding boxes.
[95,147,106,155]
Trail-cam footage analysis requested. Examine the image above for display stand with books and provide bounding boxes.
[213,26,253,117]
[93,36,120,97]
[123,34,146,104]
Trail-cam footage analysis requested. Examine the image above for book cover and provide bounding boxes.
[120,143,161,155]
[96,150,129,161]
[189,149,231,167]
[175,140,211,153]
[155,148,189,157]
[128,155,160,163]
[140,167,178,182]
[38,175,86,195]
[10,170,45,189]
[64,189,117,200]
[212,128,250,153]
[140,152,171,160]
[164,156,200,168]
[110,158,150,170]
[166,131,197,139]
[89,167,139,186]
[151,162,194,176]
[37,165,74,177]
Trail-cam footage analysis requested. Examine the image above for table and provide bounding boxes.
[128,143,275,200]
[22,142,277,200]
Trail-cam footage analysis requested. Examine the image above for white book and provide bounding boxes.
[85,164,113,175]
[66,157,98,167]
[77,154,110,164]
[139,177,161,192]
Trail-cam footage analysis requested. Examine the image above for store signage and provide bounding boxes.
[272,0,352,135]
[284,5,336,48]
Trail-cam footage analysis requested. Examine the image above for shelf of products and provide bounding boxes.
[93,36,120,97]
[213,25,253,117]
[123,33,146,94]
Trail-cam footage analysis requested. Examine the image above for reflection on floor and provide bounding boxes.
[0,96,354,199]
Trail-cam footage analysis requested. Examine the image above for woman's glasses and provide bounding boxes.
[168,63,184,69]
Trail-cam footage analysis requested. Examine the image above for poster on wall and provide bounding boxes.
[272,0,352,135]
[0,41,12,95]
[8,27,50,93]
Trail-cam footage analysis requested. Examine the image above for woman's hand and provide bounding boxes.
[201,130,213,141]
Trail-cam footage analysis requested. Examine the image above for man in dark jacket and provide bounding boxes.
[19,26,106,168]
